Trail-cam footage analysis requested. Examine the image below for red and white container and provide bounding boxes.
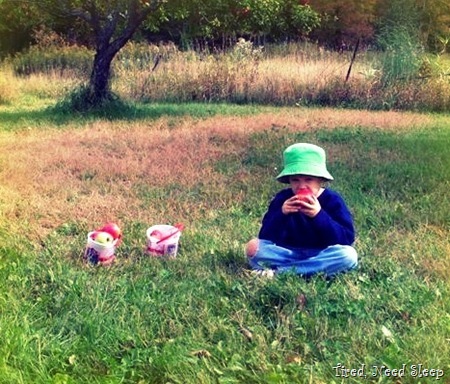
[146,224,183,258]
[84,231,119,265]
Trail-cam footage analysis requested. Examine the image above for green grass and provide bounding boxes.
[0,106,449,383]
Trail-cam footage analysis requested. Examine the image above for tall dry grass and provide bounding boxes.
[113,42,366,105]
[0,69,18,104]
[0,67,81,107]
[5,40,450,110]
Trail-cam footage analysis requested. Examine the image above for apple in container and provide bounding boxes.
[91,231,114,244]
[98,222,122,240]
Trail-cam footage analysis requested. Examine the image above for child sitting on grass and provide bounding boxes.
[246,142,358,278]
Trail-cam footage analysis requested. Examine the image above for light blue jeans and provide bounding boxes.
[248,239,358,278]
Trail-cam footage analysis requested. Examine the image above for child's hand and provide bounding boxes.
[282,195,321,217]
[282,195,303,215]
[297,194,321,218]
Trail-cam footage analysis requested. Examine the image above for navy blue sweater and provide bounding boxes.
[258,188,355,249]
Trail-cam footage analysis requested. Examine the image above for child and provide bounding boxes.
[246,143,358,278]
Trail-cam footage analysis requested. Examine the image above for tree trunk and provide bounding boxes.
[64,1,157,108]
[89,49,116,104]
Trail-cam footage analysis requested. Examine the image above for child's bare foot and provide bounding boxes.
[245,238,259,257]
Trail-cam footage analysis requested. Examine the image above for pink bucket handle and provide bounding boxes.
[156,223,184,244]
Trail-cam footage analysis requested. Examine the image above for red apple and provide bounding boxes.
[99,222,122,240]
[296,187,313,202]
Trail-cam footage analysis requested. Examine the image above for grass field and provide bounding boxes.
[0,96,449,383]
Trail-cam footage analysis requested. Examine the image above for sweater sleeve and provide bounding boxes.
[310,191,355,245]
[258,189,291,243]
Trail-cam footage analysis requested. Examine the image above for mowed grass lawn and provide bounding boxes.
[0,101,449,383]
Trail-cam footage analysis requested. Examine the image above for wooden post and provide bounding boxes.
[345,38,360,83]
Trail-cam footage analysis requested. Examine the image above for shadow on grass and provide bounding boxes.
[0,100,263,131]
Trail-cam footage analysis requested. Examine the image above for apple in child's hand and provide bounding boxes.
[99,222,122,240]
[296,187,313,202]
[92,231,114,244]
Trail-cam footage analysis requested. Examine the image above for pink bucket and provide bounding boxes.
[146,224,183,258]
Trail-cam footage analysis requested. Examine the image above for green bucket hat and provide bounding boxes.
[276,143,334,183]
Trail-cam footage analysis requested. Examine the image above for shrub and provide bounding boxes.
[375,0,424,86]
[52,84,135,117]
[376,27,424,85]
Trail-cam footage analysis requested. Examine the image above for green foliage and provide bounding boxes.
[153,0,321,45]
[289,3,321,35]
[1,0,450,59]
[308,0,379,49]
[241,0,321,40]
[0,0,41,57]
